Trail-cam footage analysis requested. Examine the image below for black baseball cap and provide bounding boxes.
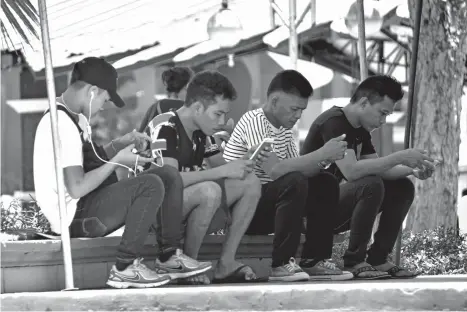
[71,57,125,107]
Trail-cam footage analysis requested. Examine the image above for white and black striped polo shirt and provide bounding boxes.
[223,108,299,184]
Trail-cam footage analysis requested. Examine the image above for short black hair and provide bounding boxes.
[267,70,313,98]
[185,70,237,107]
[350,75,404,104]
[162,66,194,93]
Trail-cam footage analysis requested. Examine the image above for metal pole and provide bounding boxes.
[38,0,75,290]
[396,0,423,266]
[288,0,300,149]
[310,0,316,26]
[289,0,298,70]
[269,0,276,28]
[356,0,368,80]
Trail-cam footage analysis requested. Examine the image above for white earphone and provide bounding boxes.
[65,89,163,178]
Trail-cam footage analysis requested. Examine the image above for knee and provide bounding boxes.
[396,177,415,201]
[137,174,165,196]
[243,172,262,198]
[159,165,183,187]
[280,171,308,191]
[359,175,385,199]
[315,171,340,192]
[197,181,222,209]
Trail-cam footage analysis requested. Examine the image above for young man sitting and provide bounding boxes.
[143,70,266,284]
[223,70,353,282]
[33,57,211,289]
[301,75,436,279]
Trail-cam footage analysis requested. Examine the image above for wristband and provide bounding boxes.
[111,139,118,152]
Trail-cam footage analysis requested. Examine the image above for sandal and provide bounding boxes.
[212,265,268,284]
[345,265,391,280]
[386,265,421,279]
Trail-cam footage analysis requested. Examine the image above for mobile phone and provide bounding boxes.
[250,138,274,161]
[413,159,443,174]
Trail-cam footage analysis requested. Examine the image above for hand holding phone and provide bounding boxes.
[412,158,442,180]
[249,138,274,161]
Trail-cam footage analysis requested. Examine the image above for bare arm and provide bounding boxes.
[64,163,117,199]
[163,157,225,187]
[336,150,403,182]
[103,140,122,159]
[103,130,151,159]
[205,153,227,168]
[261,149,326,181]
[360,153,413,180]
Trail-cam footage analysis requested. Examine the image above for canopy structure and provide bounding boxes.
[1,0,423,288]
[1,0,276,72]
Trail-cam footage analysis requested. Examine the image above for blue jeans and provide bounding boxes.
[71,166,184,263]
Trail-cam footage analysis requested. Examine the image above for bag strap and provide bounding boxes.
[43,105,84,143]
[156,100,162,115]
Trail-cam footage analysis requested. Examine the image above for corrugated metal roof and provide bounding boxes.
[2,0,273,71]
[2,0,410,72]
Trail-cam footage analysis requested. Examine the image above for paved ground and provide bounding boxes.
[2,275,467,311]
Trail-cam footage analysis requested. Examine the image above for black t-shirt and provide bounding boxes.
[301,106,376,182]
[156,113,220,172]
[138,99,184,133]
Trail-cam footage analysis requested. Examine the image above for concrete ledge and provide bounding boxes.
[2,276,467,311]
[1,234,347,293]
[1,234,346,266]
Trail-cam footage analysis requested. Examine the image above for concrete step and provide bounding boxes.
[1,275,466,311]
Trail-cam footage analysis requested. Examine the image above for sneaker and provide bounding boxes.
[300,259,354,281]
[154,249,212,280]
[106,258,171,289]
[269,257,310,282]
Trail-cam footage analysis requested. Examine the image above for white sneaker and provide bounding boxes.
[106,258,171,289]
[154,249,212,280]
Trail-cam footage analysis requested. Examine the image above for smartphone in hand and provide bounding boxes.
[250,138,274,161]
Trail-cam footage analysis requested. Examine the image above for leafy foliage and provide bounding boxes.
[399,226,467,275]
[1,196,50,239]
[331,228,467,275]
[1,0,39,50]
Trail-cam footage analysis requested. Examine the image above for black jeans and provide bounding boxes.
[334,175,415,267]
[246,171,339,267]
[71,166,184,263]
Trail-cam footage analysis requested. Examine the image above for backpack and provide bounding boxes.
[43,106,118,195]
[138,99,183,133]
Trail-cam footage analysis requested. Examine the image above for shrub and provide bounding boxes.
[399,227,467,275]
[331,227,467,275]
[1,197,51,240]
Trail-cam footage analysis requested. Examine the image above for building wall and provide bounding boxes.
[1,55,22,194]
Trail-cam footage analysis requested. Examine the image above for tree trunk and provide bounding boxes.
[405,0,467,232]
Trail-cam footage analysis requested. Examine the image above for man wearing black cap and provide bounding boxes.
[33,57,211,289]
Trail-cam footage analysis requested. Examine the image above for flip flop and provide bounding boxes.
[212,265,268,284]
[386,266,421,279]
[346,265,391,280]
